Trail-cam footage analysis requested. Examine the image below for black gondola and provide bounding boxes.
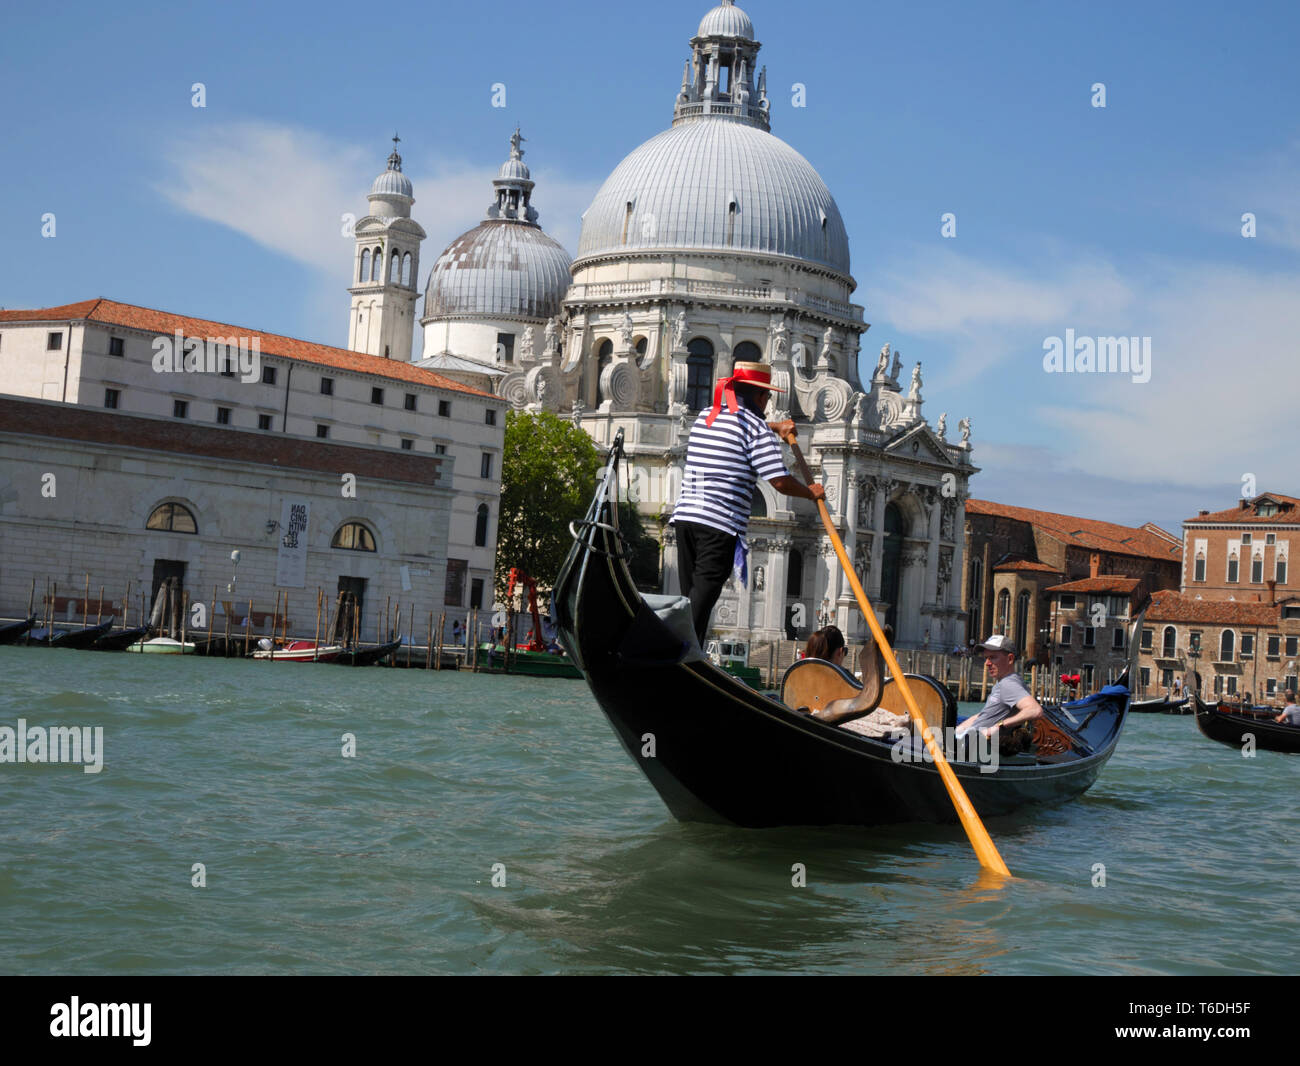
[553,430,1139,828]
[26,619,116,649]
[0,616,37,645]
[1192,691,1300,754]
[91,625,152,652]
[333,640,402,666]
[1129,695,1189,714]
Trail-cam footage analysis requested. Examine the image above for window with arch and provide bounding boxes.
[996,589,1010,633]
[1015,590,1030,646]
[389,251,401,284]
[1219,629,1235,662]
[1162,625,1177,657]
[749,490,767,518]
[634,336,649,369]
[401,252,412,287]
[359,248,371,283]
[686,338,714,410]
[596,338,613,375]
[331,522,376,552]
[732,340,763,364]
[475,504,490,548]
[146,502,197,534]
[370,246,381,281]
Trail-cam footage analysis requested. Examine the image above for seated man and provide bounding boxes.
[957,635,1044,744]
[1275,690,1300,726]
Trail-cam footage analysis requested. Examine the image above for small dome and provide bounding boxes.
[697,1,753,40]
[425,222,572,319]
[371,140,413,200]
[498,157,530,181]
[371,168,413,199]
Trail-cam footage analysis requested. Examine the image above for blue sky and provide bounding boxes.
[3,0,1298,536]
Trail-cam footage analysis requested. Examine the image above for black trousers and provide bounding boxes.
[675,520,737,643]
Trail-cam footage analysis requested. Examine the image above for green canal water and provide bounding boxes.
[0,646,1295,975]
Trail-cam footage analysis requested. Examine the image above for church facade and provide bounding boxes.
[376,1,979,648]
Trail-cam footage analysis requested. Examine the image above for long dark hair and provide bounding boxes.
[804,625,845,661]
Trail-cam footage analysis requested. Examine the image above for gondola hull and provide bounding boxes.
[555,433,1135,828]
[0,616,36,645]
[27,620,115,649]
[1193,693,1300,754]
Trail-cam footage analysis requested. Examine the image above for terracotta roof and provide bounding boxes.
[967,499,1182,562]
[1184,493,1300,525]
[1145,590,1280,626]
[1046,576,1141,594]
[0,298,498,399]
[993,559,1062,573]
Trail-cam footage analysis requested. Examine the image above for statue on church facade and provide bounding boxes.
[936,412,947,440]
[520,325,534,361]
[959,416,971,444]
[672,310,687,350]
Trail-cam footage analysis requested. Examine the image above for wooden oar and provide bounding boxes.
[783,433,1011,877]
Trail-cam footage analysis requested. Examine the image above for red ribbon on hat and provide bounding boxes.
[704,363,776,426]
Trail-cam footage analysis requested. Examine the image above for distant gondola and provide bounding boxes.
[333,640,402,666]
[1129,695,1189,714]
[27,619,116,649]
[91,625,152,652]
[1193,691,1300,754]
[553,430,1139,828]
[0,615,37,645]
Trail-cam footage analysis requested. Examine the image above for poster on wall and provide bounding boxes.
[275,499,310,587]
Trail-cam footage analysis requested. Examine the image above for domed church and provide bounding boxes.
[349,1,978,649]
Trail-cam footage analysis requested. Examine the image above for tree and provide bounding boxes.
[497,410,603,592]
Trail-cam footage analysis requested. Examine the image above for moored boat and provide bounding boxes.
[1129,695,1189,714]
[251,639,343,662]
[1193,692,1300,754]
[92,625,152,652]
[0,616,37,645]
[333,640,402,666]
[126,636,197,654]
[554,431,1138,828]
[27,619,115,649]
[476,642,583,679]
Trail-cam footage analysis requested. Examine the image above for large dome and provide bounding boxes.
[576,120,851,276]
[424,221,572,319]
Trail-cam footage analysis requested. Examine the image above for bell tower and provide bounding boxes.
[348,135,427,361]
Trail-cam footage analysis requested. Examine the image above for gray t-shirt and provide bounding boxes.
[1280,704,1300,726]
[958,673,1031,736]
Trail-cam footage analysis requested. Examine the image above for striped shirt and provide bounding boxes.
[670,406,789,536]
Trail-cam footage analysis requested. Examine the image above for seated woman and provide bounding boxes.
[798,626,910,737]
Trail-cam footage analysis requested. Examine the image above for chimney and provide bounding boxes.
[1090,552,1100,579]
[1267,579,1277,605]
[1198,510,1209,516]
[1240,499,1249,510]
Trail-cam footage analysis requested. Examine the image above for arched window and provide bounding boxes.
[732,340,763,364]
[597,338,613,374]
[475,504,490,548]
[401,252,412,287]
[686,338,714,410]
[370,246,381,281]
[389,250,401,284]
[146,502,197,534]
[749,490,767,518]
[786,548,803,596]
[634,336,649,369]
[1015,590,1030,647]
[359,249,371,283]
[1162,625,1177,658]
[331,522,376,552]
[968,557,983,641]
[996,589,1010,634]
[881,503,904,631]
[1219,629,1235,662]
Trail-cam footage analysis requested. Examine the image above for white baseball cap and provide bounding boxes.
[976,634,1017,656]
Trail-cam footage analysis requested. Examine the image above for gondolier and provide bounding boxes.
[669,361,824,642]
